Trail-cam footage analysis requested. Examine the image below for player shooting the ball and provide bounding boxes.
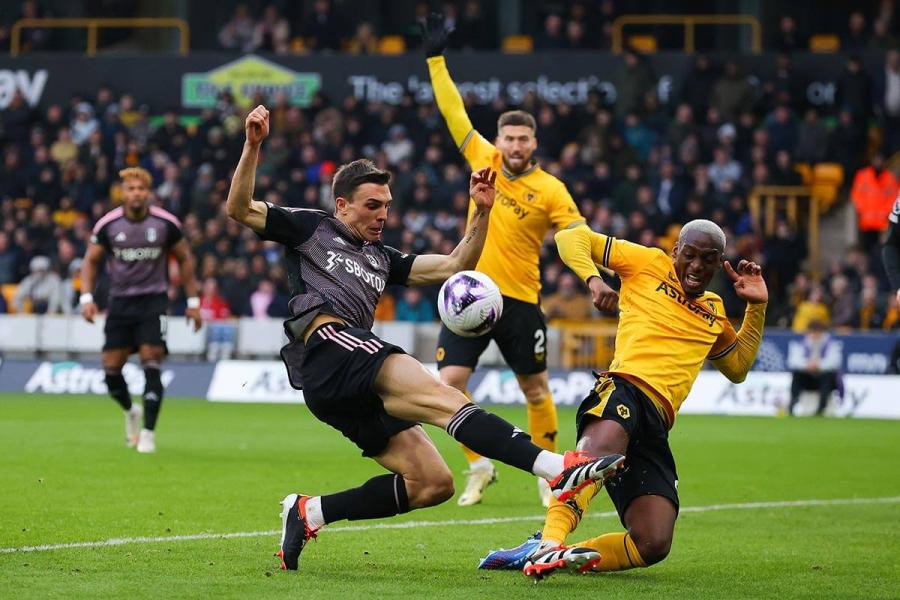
[227,105,627,572]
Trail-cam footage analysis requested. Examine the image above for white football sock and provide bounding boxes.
[468,457,493,471]
[304,496,325,530]
[531,450,565,480]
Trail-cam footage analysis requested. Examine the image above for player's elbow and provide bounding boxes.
[724,368,748,384]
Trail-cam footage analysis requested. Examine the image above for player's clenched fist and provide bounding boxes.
[245,105,270,147]
[588,276,619,313]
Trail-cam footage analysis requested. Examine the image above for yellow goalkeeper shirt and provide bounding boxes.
[428,56,585,303]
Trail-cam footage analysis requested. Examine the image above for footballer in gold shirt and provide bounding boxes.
[500,220,768,578]
[424,34,617,508]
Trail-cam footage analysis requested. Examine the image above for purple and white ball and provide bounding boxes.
[438,271,503,338]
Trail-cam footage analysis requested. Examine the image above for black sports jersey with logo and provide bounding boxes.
[257,203,417,380]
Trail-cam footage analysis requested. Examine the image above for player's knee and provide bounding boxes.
[519,378,549,405]
[630,531,672,566]
[439,371,468,393]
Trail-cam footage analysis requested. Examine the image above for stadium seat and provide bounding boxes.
[502,35,533,54]
[811,162,845,212]
[290,37,308,53]
[1,284,18,314]
[377,35,406,55]
[809,34,840,53]
[794,162,813,186]
[628,34,657,54]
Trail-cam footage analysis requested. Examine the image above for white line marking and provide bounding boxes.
[2,496,898,555]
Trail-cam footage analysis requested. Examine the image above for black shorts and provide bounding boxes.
[298,323,416,457]
[576,375,679,526]
[436,295,547,375]
[103,293,169,353]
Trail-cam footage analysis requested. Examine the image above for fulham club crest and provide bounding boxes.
[146,227,157,242]
[366,254,379,268]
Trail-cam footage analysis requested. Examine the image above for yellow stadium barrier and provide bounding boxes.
[748,186,820,278]
[612,14,761,54]
[11,17,189,56]
[553,318,619,370]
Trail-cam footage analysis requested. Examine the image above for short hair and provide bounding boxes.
[678,219,726,251]
[497,110,536,134]
[118,167,152,187]
[332,159,391,201]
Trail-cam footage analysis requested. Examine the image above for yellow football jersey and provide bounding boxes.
[594,235,738,426]
[461,132,584,303]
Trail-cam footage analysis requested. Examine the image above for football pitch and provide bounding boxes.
[1,393,898,599]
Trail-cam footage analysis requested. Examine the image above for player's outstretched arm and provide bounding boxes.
[226,105,270,233]
[78,242,105,323]
[407,168,496,286]
[422,15,476,150]
[170,239,202,332]
[712,260,768,383]
[554,225,620,312]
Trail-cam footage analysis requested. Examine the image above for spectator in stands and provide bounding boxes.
[710,61,754,123]
[252,4,290,54]
[615,49,656,120]
[0,231,22,284]
[536,13,565,50]
[394,287,434,323]
[1,90,32,146]
[542,272,594,320]
[786,320,843,416]
[870,17,897,50]
[348,21,378,55]
[766,105,797,155]
[829,274,857,329]
[454,0,491,51]
[830,110,866,176]
[653,160,686,220]
[771,150,802,186]
[250,279,275,319]
[770,15,807,53]
[199,277,231,322]
[12,255,61,314]
[59,257,81,315]
[850,152,899,252]
[858,274,887,329]
[836,55,874,127]
[794,108,829,164]
[200,276,234,360]
[793,285,830,332]
[878,50,900,155]
[708,147,742,193]
[303,0,342,52]
[218,4,256,52]
[71,103,99,146]
[681,55,717,119]
[842,11,869,51]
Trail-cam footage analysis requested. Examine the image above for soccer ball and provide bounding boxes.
[438,271,503,337]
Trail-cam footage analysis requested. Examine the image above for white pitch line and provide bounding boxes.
[2,496,898,555]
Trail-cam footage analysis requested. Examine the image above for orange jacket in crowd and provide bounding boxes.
[851,167,899,232]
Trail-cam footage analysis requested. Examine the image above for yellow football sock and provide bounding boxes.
[527,393,558,452]
[575,532,647,571]
[541,480,601,544]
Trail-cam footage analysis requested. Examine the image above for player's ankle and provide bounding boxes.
[469,457,492,471]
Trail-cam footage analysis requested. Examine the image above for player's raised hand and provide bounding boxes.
[588,276,619,313]
[469,167,497,211]
[245,105,270,147]
[724,260,768,304]
[419,12,453,57]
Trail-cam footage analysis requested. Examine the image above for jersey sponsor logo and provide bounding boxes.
[114,232,127,242]
[146,227,157,242]
[323,250,385,293]
[654,281,717,327]
[496,191,530,220]
[112,246,163,262]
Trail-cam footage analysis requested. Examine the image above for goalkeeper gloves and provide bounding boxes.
[419,12,453,57]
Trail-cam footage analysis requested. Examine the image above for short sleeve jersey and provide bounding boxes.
[257,204,417,335]
[90,206,183,297]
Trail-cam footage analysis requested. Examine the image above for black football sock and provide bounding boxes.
[446,403,542,473]
[104,370,132,411]
[142,364,164,430]
[320,474,410,524]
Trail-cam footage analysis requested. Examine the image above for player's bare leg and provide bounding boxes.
[516,370,558,507]
[376,353,624,498]
[101,348,141,447]
[136,344,165,453]
[440,365,497,506]
[279,426,454,570]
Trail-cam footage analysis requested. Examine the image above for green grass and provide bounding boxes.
[1,393,899,599]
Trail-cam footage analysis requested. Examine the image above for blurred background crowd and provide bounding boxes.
[2,0,900,335]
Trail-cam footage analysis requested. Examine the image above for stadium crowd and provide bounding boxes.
[1,44,900,332]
